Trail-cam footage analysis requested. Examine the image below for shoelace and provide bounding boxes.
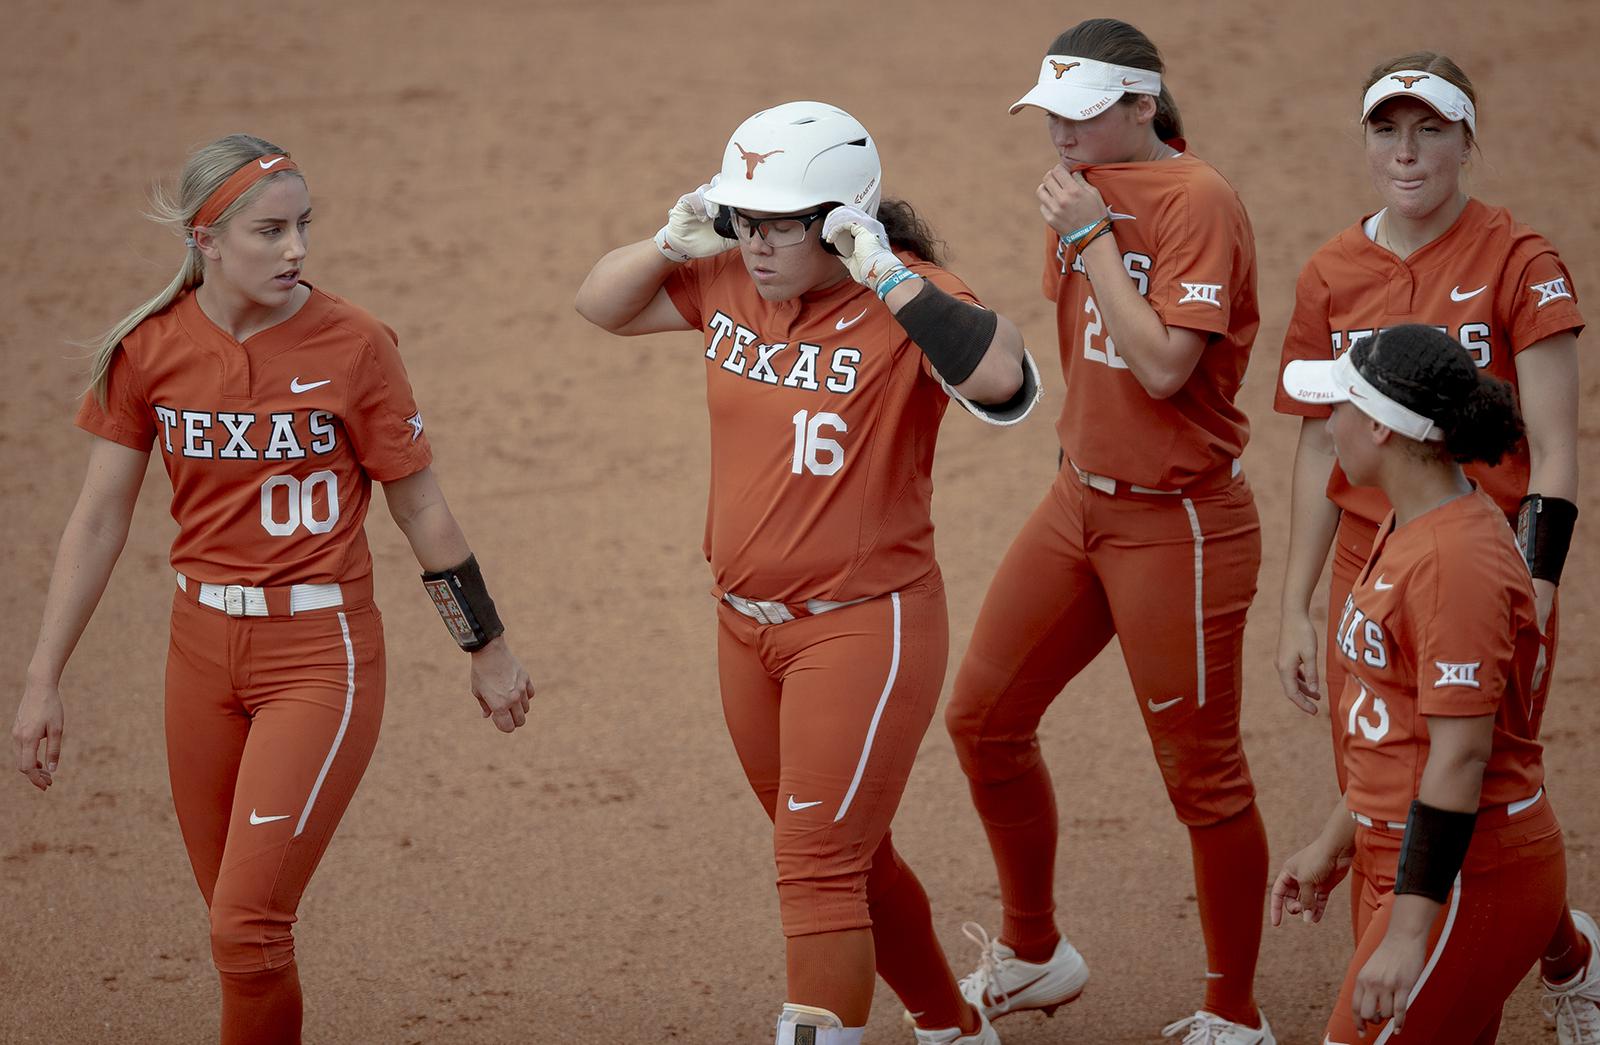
[959,922,1010,1009]
[1542,990,1600,1042]
[1161,1012,1228,1044]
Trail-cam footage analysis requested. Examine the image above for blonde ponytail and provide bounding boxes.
[87,133,299,405]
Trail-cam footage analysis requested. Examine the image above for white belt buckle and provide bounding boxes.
[223,584,246,617]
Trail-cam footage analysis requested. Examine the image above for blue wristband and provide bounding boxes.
[1061,215,1106,244]
[875,267,922,300]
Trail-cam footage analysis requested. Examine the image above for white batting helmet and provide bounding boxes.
[701,101,882,217]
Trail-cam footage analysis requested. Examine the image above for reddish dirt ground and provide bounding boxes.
[3,1,1597,1042]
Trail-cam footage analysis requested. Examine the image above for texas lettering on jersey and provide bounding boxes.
[149,407,341,460]
[704,310,862,394]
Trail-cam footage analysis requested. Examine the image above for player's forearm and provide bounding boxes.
[574,240,680,332]
[1281,420,1342,614]
[383,469,472,573]
[1078,235,1197,399]
[1416,715,1493,814]
[27,507,133,687]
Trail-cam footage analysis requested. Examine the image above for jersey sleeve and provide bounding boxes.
[343,325,434,482]
[909,260,1042,427]
[74,347,155,450]
[663,255,719,328]
[1274,258,1337,419]
[1042,224,1063,302]
[1144,175,1244,337]
[1501,242,1585,353]
[1413,543,1522,719]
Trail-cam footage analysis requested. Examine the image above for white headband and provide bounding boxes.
[1281,351,1444,442]
[1010,55,1163,120]
[1360,69,1477,135]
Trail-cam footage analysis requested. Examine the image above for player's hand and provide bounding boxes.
[823,206,905,292]
[1038,164,1108,237]
[469,637,535,734]
[655,176,736,261]
[1270,836,1352,927]
[1352,929,1428,1035]
[12,679,64,791]
[1275,609,1324,715]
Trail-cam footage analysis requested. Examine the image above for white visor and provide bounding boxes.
[1010,55,1162,120]
[1282,352,1444,442]
[1361,70,1477,135]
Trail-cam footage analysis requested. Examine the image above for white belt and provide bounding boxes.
[1071,457,1242,496]
[177,573,345,618]
[1350,787,1544,832]
[723,591,872,625]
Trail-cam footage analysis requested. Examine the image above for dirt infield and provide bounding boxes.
[3,1,1597,1042]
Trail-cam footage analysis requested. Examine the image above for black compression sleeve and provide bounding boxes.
[1394,799,1477,903]
[891,280,998,386]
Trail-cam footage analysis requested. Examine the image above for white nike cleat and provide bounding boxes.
[1543,910,1600,1045]
[910,1008,1001,1044]
[1161,1010,1275,1045]
[955,922,1088,1021]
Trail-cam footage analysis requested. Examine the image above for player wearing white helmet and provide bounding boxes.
[577,100,1041,1045]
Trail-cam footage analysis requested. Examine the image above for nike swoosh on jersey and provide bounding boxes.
[786,796,824,812]
[1146,696,1184,713]
[1108,210,1138,221]
[1374,576,1394,590]
[836,307,870,331]
[290,377,331,394]
[1450,284,1487,301]
[249,810,292,825]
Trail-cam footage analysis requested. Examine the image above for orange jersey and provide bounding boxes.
[1043,143,1259,489]
[1335,489,1544,822]
[664,252,986,605]
[1275,200,1585,523]
[76,285,433,586]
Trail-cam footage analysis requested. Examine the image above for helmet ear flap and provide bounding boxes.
[712,207,735,241]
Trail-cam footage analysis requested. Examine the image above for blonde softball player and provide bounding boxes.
[944,18,1274,1044]
[576,101,1041,1045]
[10,134,536,1045]
[1271,52,1593,1042]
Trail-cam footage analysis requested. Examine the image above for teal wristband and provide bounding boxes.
[1062,215,1106,244]
[875,267,923,300]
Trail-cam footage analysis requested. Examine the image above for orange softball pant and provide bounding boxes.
[716,579,948,937]
[1323,796,1566,1044]
[946,463,1262,977]
[165,586,384,1045]
[1324,510,1560,792]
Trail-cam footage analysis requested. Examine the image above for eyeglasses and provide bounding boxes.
[728,207,827,248]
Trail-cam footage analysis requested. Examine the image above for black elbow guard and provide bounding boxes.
[1516,494,1578,584]
[891,280,998,386]
[422,553,505,652]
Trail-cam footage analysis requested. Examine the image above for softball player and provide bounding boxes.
[943,18,1273,1044]
[1271,52,1595,1041]
[9,134,536,1045]
[1272,323,1566,1043]
[575,101,1041,1045]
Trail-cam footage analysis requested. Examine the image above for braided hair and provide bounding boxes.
[1350,324,1523,465]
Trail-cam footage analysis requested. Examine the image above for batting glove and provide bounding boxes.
[823,207,908,295]
[654,176,735,262]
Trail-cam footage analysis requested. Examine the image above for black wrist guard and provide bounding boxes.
[892,280,998,386]
[1394,799,1477,903]
[422,553,505,652]
[1516,494,1578,584]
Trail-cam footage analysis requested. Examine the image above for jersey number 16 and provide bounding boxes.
[792,410,847,476]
